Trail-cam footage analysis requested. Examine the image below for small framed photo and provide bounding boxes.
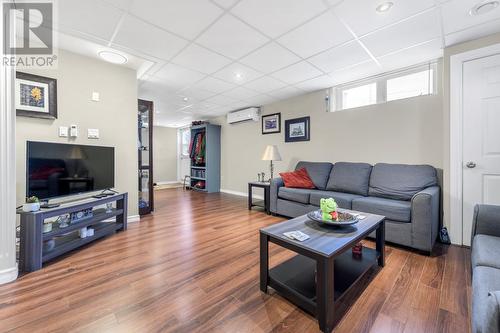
[262,112,281,134]
[16,72,57,119]
[285,116,310,142]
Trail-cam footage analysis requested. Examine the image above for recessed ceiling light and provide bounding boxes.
[469,1,499,15]
[98,51,127,64]
[183,97,189,102]
[235,73,243,80]
[376,1,394,13]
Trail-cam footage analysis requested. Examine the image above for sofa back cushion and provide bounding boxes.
[369,163,437,201]
[295,161,333,190]
[326,162,372,196]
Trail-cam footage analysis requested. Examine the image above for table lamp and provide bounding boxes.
[261,145,282,182]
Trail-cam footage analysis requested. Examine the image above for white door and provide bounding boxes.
[462,53,500,246]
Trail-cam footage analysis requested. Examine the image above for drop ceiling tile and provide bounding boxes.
[58,0,124,40]
[240,42,301,73]
[222,87,261,100]
[278,11,353,58]
[441,0,500,35]
[329,60,381,85]
[172,44,232,74]
[231,0,327,38]
[267,85,304,99]
[178,88,217,101]
[360,9,442,57]
[191,76,237,93]
[294,74,336,91]
[308,41,371,73]
[244,76,288,93]
[113,15,188,60]
[154,63,205,89]
[245,94,277,106]
[128,0,223,39]
[212,0,240,9]
[196,14,269,59]
[205,94,240,106]
[213,63,263,84]
[378,39,443,71]
[445,18,500,46]
[271,61,323,84]
[333,0,436,36]
[101,0,134,11]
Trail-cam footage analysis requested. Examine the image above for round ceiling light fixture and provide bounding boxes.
[234,72,243,80]
[469,1,499,15]
[98,51,128,64]
[376,1,394,13]
[183,97,189,102]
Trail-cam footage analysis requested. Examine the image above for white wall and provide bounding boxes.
[214,68,444,196]
[153,126,178,183]
[16,49,138,217]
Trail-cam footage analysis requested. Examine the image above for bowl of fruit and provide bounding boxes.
[307,198,359,227]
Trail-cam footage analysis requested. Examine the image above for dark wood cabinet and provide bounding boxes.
[138,99,154,215]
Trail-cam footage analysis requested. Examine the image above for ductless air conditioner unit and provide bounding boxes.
[227,107,260,124]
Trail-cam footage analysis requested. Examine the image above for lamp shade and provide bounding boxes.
[261,145,282,161]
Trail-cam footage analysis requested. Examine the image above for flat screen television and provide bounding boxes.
[26,141,115,200]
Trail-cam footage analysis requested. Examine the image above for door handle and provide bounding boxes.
[466,161,477,168]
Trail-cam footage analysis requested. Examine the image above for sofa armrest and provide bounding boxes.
[410,186,440,252]
[270,177,284,214]
[472,204,500,240]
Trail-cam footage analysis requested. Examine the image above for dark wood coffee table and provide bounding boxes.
[260,210,385,333]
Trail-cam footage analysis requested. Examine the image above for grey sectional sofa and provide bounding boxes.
[270,161,440,253]
[472,204,500,333]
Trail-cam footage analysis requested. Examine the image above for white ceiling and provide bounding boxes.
[53,0,500,127]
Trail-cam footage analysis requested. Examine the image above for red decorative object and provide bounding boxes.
[352,242,363,257]
[279,168,315,189]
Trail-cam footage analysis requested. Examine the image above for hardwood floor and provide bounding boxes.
[0,189,471,333]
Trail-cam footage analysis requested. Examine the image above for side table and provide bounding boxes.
[248,181,271,215]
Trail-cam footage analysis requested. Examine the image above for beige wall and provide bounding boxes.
[16,49,139,217]
[442,32,500,228]
[153,126,178,183]
[214,65,444,196]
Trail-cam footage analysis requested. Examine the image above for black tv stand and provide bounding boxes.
[18,192,128,272]
[40,203,60,209]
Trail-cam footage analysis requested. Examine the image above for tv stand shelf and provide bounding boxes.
[18,192,128,273]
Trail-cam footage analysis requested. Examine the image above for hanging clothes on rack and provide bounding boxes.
[190,131,206,165]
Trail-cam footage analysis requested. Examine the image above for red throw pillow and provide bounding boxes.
[280,168,315,189]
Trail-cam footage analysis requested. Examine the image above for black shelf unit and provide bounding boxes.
[138,99,154,215]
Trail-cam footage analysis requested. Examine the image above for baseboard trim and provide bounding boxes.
[0,265,18,285]
[128,215,140,223]
[155,181,181,185]
[220,188,263,200]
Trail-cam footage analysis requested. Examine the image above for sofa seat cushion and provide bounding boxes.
[369,163,437,201]
[326,162,372,196]
[278,187,312,204]
[309,190,363,209]
[352,197,411,222]
[472,234,500,269]
[472,266,500,333]
[295,161,333,190]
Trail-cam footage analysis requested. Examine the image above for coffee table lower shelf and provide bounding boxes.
[268,247,377,315]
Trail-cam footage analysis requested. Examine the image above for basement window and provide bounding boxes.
[330,62,437,112]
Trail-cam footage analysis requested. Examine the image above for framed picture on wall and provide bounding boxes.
[15,72,57,119]
[261,112,281,134]
[285,116,310,142]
